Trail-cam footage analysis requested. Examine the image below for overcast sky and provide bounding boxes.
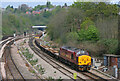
[1,0,119,2]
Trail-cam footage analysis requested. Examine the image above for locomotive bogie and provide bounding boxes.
[78,65,91,71]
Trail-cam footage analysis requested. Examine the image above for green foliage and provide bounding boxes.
[2,13,31,36]
[37,65,45,75]
[46,76,54,81]
[3,2,119,56]
[18,4,29,13]
[29,59,38,66]
[81,18,94,29]
[57,77,63,81]
[86,25,99,41]
[78,19,99,41]
[22,49,33,60]
[33,1,54,11]
[47,9,68,41]
[72,2,118,19]
[98,39,118,54]
[6,5,14,12]
[66,32,79,42]
[51,6,62,15]
[46,1,54,8]
[33,5,46,11]
[29,69,35,73]
[2,2,61,36]
[47,8,85,43]
[42,11,52,18]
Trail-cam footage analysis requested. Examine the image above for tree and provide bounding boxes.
[6,5,14,12]
[78,19,99,41]
[18,4,29,12]
[6,5,11,10]
[64,3,67,7]
[46,1,53,8]
[47,9,67,40]
[81,18,94,29]
[33,5,46,10]
[66,32,79,42]
[43,11,52,18]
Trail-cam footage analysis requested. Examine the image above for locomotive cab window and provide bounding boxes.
[71,54,74,60]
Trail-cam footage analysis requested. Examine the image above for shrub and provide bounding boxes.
[66,32,79,42]
[78,25,99,41]
[97,39,118,54]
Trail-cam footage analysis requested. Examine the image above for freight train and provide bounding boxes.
[59,46,91,71]
[35,39,91,71]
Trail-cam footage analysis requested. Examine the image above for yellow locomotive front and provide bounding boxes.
[78,55,91,71]
[75,50,91,71]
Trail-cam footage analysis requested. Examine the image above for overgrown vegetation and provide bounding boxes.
[36,65,45,75]
[2,2,119,56]
[22,48,33,60]
[2,1,62,36]
[46,76,62,81]
[47,2,119,56]
[22,48,38,66]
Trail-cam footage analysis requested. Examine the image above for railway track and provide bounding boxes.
[1,38,26,81]
[29,38,109,81]
[29,38,86,80]
[81,71,108,81]
[0,37,13,50]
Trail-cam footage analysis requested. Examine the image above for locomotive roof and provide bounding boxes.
[61,46,84,52]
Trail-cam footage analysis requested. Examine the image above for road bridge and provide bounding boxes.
[32,26,47,31]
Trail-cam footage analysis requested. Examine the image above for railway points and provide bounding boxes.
[0,37,14,80]
[1,37,39,81]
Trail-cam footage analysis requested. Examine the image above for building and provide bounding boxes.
[32,11,41,15]
[103,54,120,79]
[104,54,120,68]
[26,11,31,14]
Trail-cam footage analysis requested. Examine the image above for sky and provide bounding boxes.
[1,0,119,8]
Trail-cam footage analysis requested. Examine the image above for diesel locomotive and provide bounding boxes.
[59,46,91,71]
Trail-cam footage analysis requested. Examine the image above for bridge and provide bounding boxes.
[32,26,47,31]
[32,26,47,28]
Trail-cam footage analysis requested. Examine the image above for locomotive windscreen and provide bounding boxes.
[76,51,89,56]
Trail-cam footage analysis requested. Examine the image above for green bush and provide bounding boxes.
[81,18,95,29]
[78,25,99,41]
[38,65,45,75]
[97,39,118,54]
[66,32,79,42]
[29,59,38,66]
[46,76,54,81]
